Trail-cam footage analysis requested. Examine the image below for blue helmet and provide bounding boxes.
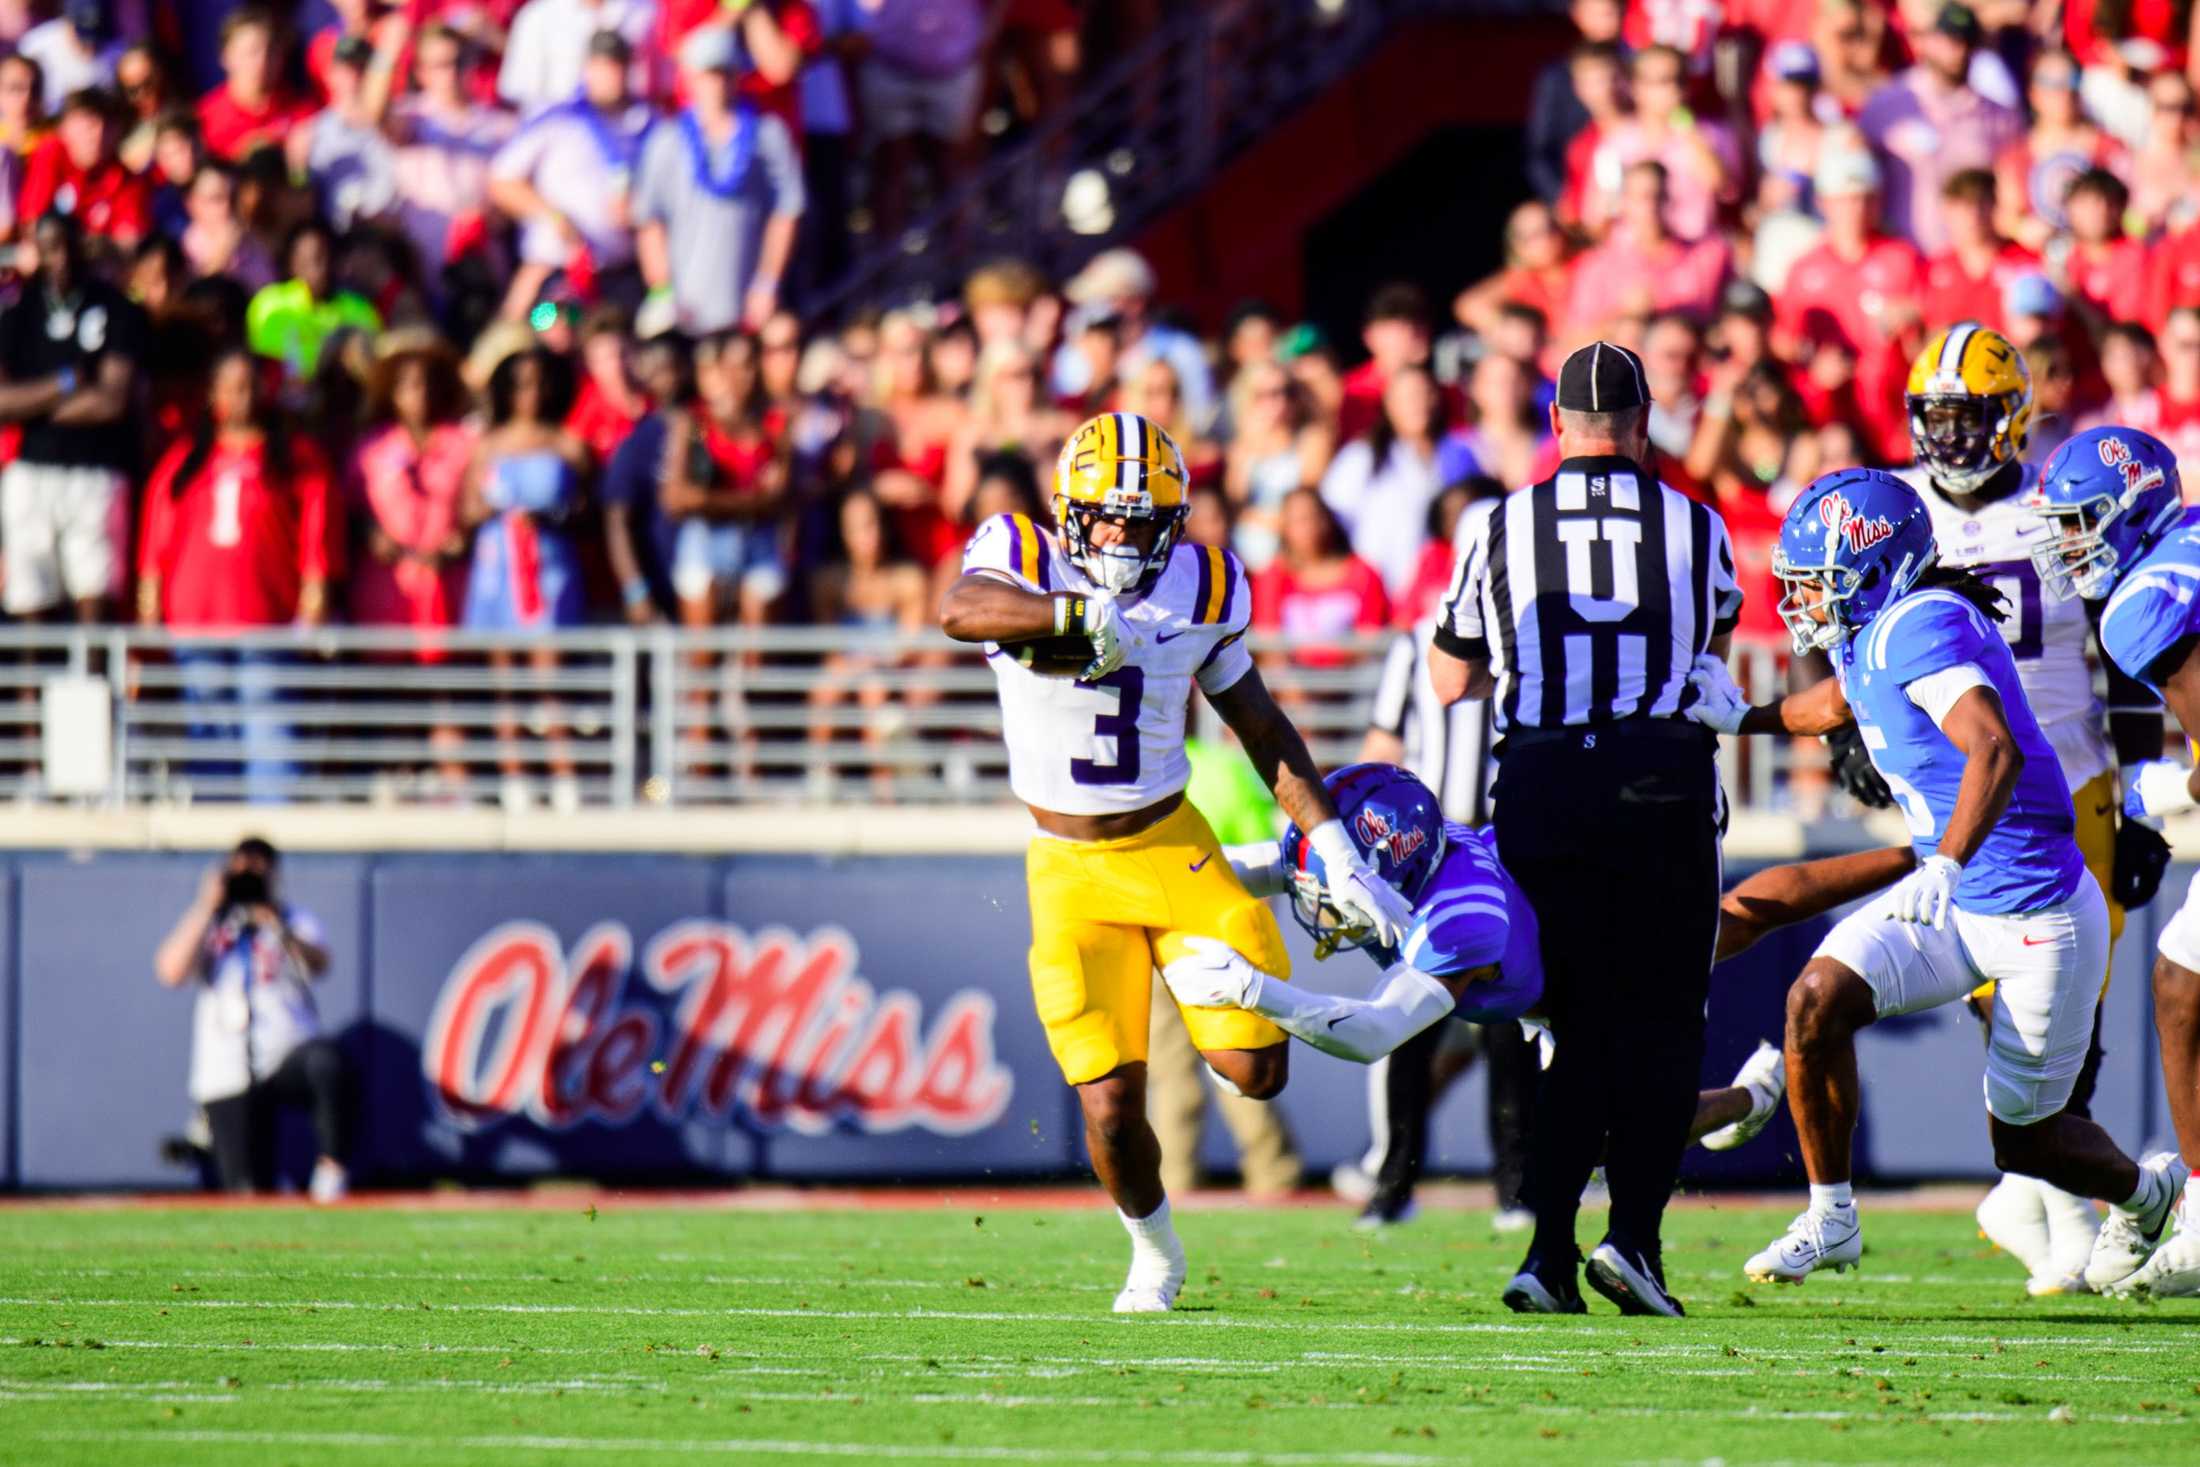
[1280,763,1446,960]
[2029,426,2184,602]
[1771,468,1938,656]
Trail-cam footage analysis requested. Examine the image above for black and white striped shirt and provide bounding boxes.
[1433,456,1742,732]
[1369,620,1496,824]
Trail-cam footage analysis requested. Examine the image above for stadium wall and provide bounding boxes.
[0,851,2179,1191]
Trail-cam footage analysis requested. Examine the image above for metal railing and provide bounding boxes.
[0,624,1837,812]
[810,0,1555,319]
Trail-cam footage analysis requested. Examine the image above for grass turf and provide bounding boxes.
[0,1199,2194,1465]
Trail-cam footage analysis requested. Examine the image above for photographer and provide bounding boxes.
[155,836,351,1201]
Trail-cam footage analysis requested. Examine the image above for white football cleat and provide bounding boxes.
[1975,1174,2052,1278]
[308,1158,349,1205]
[1744,1206,1861,1283]
[1701,1041,1785,1151]
[2110,1199,2200,1299]
[1112,1232,1187,1314]
[1492,1206,1534,1234]
[2026,1182,2101,1296]
[1330,1159,1377,1205]
[2083,1152,2188,1293]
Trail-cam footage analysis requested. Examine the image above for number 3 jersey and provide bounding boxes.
[962,512,1257,816]
[1904,467,2111,791]
[1833,586,2084,915]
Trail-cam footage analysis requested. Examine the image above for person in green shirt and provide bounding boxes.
[246,218,380,381]
[1184,732,1281,846]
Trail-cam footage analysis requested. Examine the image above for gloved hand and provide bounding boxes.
[1680,653,1750,734]
[1068,591,1144,680]
[1160,935,1265,1010]
[1886,853,1962,928]
[1310,819,1415,948]
[2112,817,2173,908]
[2124,758,2198,821]
[1826,722,1895,810]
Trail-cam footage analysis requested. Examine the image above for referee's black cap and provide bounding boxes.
[1555,340,1651,412]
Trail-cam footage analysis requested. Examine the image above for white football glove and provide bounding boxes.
[1681,652,1750,735]
[1071,591,1144,681]
[1309,819,1415,948]
[1161,935,1266,1010]
[2124,758,2197,822]
[1886,853,1962,928]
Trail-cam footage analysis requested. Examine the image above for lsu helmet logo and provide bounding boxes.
[1817,491,1894,553]
[1354,808,1428,869]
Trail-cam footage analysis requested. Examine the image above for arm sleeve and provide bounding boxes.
[1242,961,1458,1064]
[1901,661,1992,728]
[958,512,1046,592]
[1317,442,1372,524]
[1706,505,1743,638]
[1195,548,1255,697]
[1224,841,1287,898]
[1368,630,1417,738]
[759,114,805,218]
[1431,500,1492,661]
[2100,579,2199,697]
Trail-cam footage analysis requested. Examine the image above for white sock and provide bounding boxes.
[2119,1167,2164,1215]
[1810,1182,1854,1213]
[1119,1198,1182,1260]
[2037,1180,2098,1228]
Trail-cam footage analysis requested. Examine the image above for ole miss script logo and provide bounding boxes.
[422,921,1013,1137]
[1818,491,1895,552]
[1353,807,1428,868]
[2096,434,2165,494]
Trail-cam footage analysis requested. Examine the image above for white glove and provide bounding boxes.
[1886,853,1962,928]
[1160,935,1265,1010]
[1682,652,1750,735]
[2124,759,2197,821]
[1309,819,1415,948]
[1072,591,1143,680]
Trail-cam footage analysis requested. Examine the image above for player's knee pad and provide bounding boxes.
[1218,897,1291,981]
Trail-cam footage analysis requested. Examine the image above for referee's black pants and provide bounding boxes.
[1493,727,1722,1263]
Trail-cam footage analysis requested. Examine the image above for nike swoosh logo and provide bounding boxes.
[2021,935,2055,946]
[2094,804,2113,818]
[1188,852,1213,872]
[1156,629,1189,644]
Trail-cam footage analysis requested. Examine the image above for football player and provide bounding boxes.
[939,411,1414,1313]
[1686,468,2185,1287]
[1160,761,1918,1314]
[2030,425,2200,1296]
[1897,325,2172,1292]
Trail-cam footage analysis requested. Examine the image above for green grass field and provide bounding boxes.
[0,1197,2195,1466]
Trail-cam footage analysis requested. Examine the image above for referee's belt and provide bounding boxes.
[1499,718,1713,753]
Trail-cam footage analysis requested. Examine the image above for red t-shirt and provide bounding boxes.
[662,0,820,131]
[1250,556,1392,667]
[138,436,332,628]
[2066,238,2151,326]
[197,84,313,161]
[2148,223,2200,331]
[1921,241,2041,337]
[567,377,645,464]
[17,137,151,244]
[2065,0,2189,71]
[1718,481,1791,645]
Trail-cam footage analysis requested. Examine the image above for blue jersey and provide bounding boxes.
[2098,509,2200,697]
[1835,588,2083,915]
[1374,823,1543,1023]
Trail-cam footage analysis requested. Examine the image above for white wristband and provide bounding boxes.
[1308,819,1358,877]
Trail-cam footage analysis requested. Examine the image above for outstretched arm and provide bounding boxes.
[1161,936,1474,1065]
[1714,846,1917,963]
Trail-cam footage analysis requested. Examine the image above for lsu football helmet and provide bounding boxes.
[2030,426,2185,601]
[1772,468,1938,655]
[1281,763,1446,959]
[1054,411,1189,592]
[1906,323,2033,494]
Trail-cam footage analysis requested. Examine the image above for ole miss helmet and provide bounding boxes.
[1281,763,1445,959]
[1772,468,1938,655]
[2030,426,2184,602]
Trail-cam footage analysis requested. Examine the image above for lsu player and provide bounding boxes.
[2030,426,2200,1295]
[1897,325,2171,1291]
[940,411,1414,1313]
[1684,468,2186,1286]
[1160,760,1918,1312]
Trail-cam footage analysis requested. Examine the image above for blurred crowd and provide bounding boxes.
[0,0,2195,696]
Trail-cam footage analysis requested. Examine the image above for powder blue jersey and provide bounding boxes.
[1372,823,1543,1023]
[1834,588,2084,915]
[2097,510,2200,697]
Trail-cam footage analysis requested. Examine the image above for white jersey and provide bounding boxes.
[964,513,1257,816]
[1901,465,2110,790]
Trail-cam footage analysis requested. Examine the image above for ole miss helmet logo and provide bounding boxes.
[1353,807,1427,869]
[1817,490,1895,553]
[2097,434,2165,494]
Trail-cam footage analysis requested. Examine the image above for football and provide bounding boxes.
[1008,633,1097,678]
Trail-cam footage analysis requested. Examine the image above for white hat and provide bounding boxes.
[1813,148,1881,198]
[1063,248,1157,306]
[679,24,739,75]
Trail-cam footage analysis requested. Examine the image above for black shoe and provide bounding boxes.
[1353,1189,1420,1231]
[1585,1237,1685,1317]
[1502,1246,1586,1314]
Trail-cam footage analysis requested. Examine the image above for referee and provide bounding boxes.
[1430,340,1741,1318]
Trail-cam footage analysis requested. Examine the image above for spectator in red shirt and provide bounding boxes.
[1583,45,1739,242]
[138,349,332,803]
[1452,200,1578,347]
[1775,147,1924,459]
[18,88,148,256]
[197,7,313,163]
[2130,68,2200,235]
[1564,158,1733,344]
[1811,0,1893,118]
[2156,306,2200,495]
[1921,168,2038,334]
[1251,487,1392,670]
[1995,49,2130,253]
[1556,41,1628,227]
[566,304,648,463]
[1338,284,1441,445]
[2061,167,2151,328]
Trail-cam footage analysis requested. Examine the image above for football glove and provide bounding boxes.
[1160,935,1265,1010]
[1886,853,1962,929]
[1060,591,1144,681]
[2124,758,2198,820]
[1680,653,1749,734]
[1309,819,1415,948]
[2112,817,2174,909]
[1826,722,1894,810]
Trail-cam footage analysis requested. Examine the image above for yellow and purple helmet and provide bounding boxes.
[1905,323,2033,494]
[1054,410,1190,592]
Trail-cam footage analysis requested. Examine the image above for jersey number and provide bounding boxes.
[1860,723,1940,840]
[1981,559,2043,661]
[1070,667,1144,786]
[1555,517,1643,623]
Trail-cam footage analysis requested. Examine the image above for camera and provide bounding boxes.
[222,868,270,911]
